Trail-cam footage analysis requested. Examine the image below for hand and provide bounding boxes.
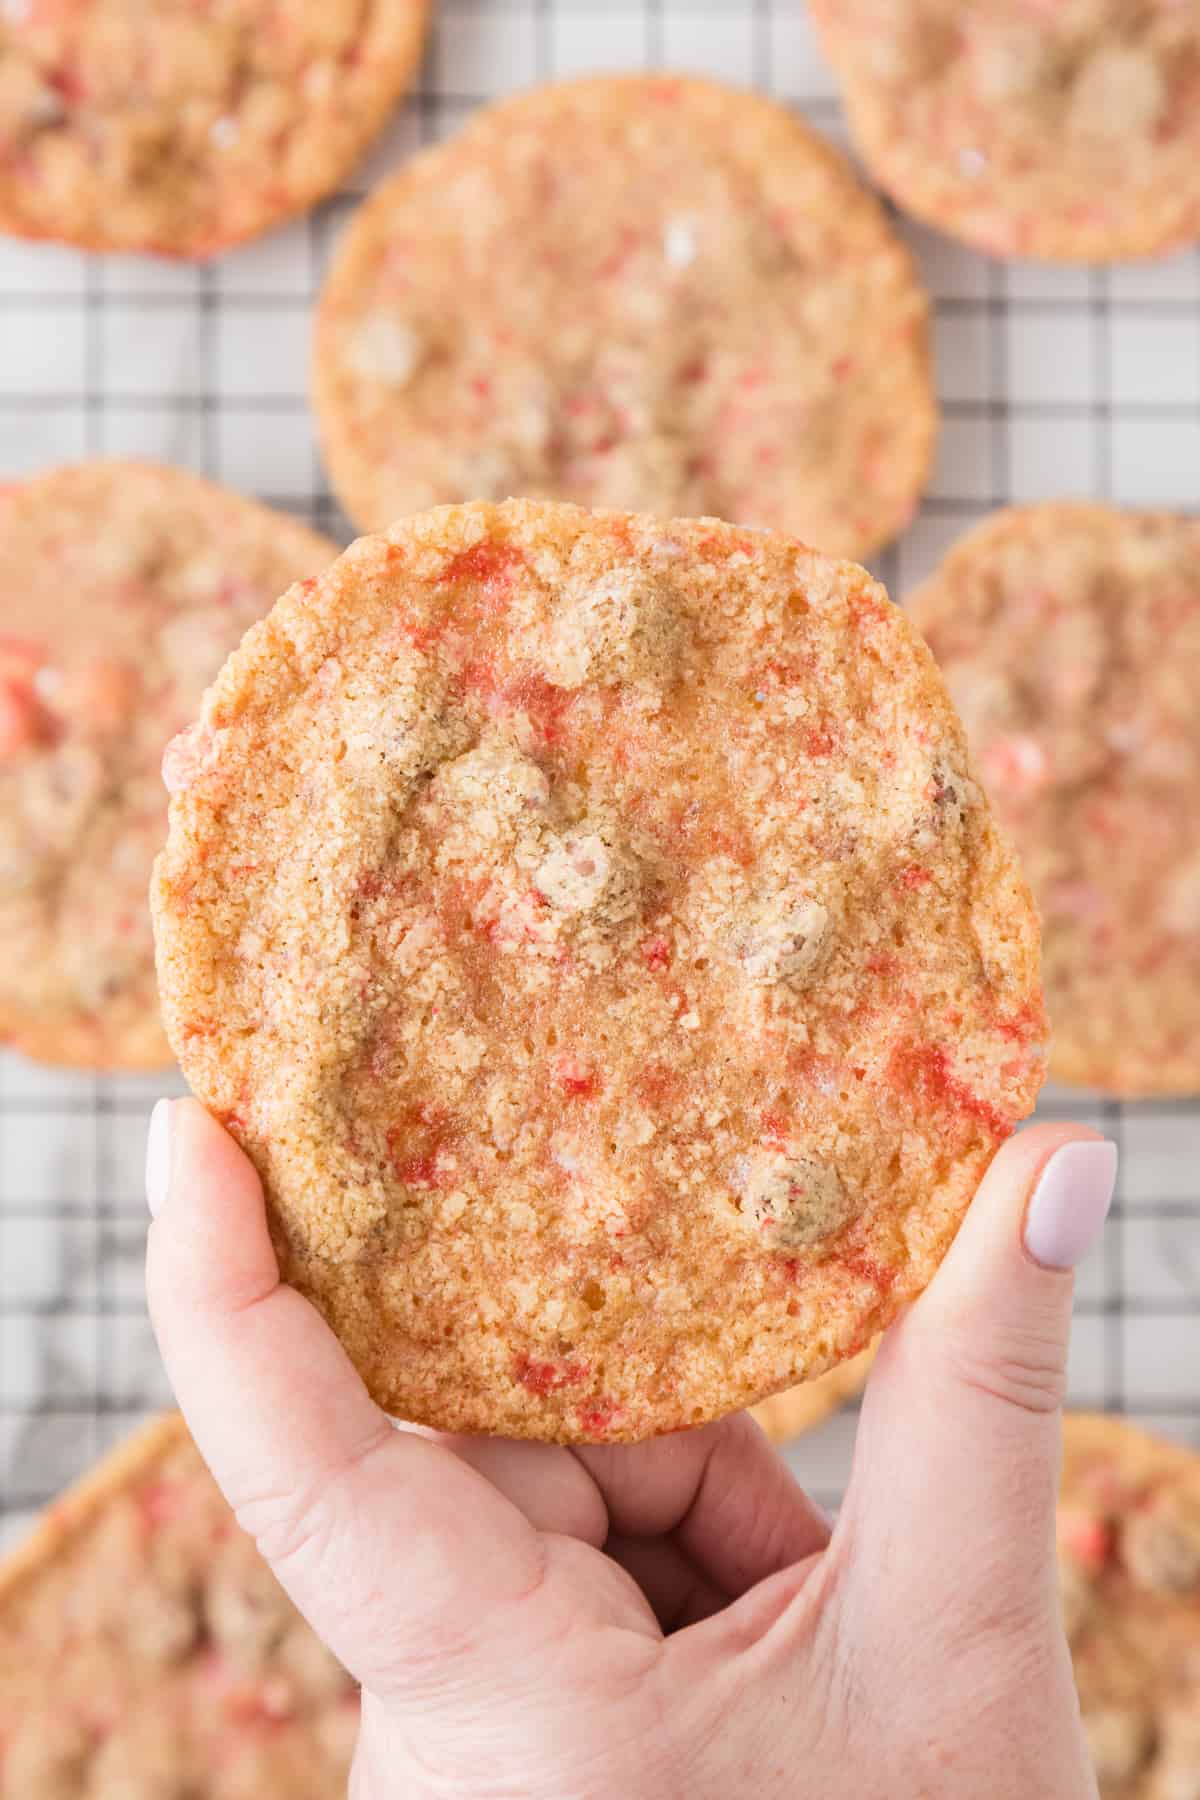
[146,1101,1114,1800]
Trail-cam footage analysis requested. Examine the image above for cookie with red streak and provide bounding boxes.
[0,462,335,1070]
[810,1,1200,264]
[910,504,1200,1097]
[0,1415,359,1798]
[153,499,1045,1443]
[0,0,428,257]
[1060,1416,1200,1798]
[750,1341,877,1446]
[313,74,935,561]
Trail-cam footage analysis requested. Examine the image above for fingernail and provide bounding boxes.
[145,1099,174,1218]
[1023,1139,1118,1271]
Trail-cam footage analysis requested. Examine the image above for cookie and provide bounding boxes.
[313,74,936,561]
[750,1341,877,1447]
[810,2,1200,263]
[0,461,336,1071]
[0,0,429,257]
[152,499,1045,1443]
[0,1415,359,1797]
[909,504,1200,1098]
[1060,1415,1200,1799]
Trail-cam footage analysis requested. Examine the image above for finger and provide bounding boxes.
[604,1533,726,1632]
[845,1123,1116,1627]
[429,1433,608,1544]
[576,1410,831,1598]
[144,1099,550,1700]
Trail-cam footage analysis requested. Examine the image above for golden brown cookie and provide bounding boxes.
[750,1341,877,1446]
[0,1415,359,1798]
[0,0,429,257]
[1060,1415,1200,1799]
[810,1,1200,264]
[909,504,1200,1098]
[313,75,935,560]
[153,499,1045,1443]
[0,462,335,1071]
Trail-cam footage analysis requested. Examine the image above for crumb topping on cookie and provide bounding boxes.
[154,500,1044,1442]
[0,0,428,255]
[911,504,1200,1097]
[1060,1418,1200,1800]
[0,462,334,1069]
[314,76,935,560]
[811,0,1200,262]
[0,1428,358,1798]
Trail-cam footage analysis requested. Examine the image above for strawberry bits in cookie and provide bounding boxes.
[0,0,430,256]
[1060,1416,1200,1799]
[911,504,1200,1097]
[0,462,335,1070]
[0,1417,359,1798]
[314,74,935,560]
[153,501,1045,1442]
[811,0,1200,263]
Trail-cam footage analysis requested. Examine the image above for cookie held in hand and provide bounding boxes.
[154,500,1045,1442]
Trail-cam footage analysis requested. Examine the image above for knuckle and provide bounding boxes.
[233,1423,395,1581]
[234,1477,338,1577]
[941,1319,1068,1416]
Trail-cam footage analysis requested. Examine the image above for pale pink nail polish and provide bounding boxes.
[145,1098,174,1218]
[1023,1139,1118,1271]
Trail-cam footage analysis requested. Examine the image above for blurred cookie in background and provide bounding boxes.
[314,74,936,561]
[0,461,335,1070]
[810,1,1200,263]
[0,0,430,256]
[0,1415,359,1798]
[1060,1414,1200,1799]
[750,1341,877,1446]
[910,504,1200,1097]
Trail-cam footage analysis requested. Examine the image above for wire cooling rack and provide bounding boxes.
[1,0,1198,1547]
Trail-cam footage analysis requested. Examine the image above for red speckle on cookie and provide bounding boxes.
[513,1354,590,1395]
[555,1057,601,1098]
[388,1106,458,1190]
[641,934,673,971]
[1059,1509,1113,1573]
[0,634,44,680]
[843,1250,899,1297]
[890,1040,1013,1139]
[135,1479,185,1533]
[575,1397,623,1437]
[896,864,932,891]
[0,677,50,758]
[441,541,526,602]
[506,671,577,746]
[981,733,1049,797]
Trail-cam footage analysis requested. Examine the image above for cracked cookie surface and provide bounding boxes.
[153,499,1044,1442]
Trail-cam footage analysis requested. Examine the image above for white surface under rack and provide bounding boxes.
[1,0,1198,1546]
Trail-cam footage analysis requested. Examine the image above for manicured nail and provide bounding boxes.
[1024,1139,1118,1271]
[145,1098,174,1218]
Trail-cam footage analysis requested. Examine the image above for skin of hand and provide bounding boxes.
[145,1101,1114,1800]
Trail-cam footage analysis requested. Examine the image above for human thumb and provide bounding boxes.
[842,1124,1116,1637]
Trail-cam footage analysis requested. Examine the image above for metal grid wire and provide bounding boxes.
[1,0,1199,1543]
